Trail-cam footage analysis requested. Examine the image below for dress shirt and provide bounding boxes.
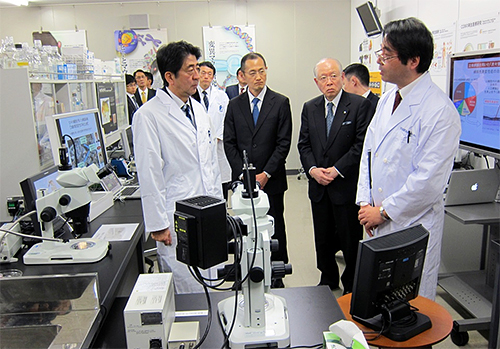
[362,90,371,98]
[127,92,139,109]
[247,85,267,114]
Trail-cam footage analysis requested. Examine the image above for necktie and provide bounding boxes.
[202,90,209,111]
[240,87,245,95]
[252,98,260,125]
[182,104,193,125]
[326,102,334,136]
[392,91,402,114]
[132,96,139,110]
[141,91,147,104]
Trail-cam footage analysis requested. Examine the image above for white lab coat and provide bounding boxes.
[356,73,461,299]
[132,88,222,294]
[200,86,232,183]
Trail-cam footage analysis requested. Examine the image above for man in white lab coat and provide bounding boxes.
[193,61,232,199]
[132,41,222,294]
[356,18,461,300]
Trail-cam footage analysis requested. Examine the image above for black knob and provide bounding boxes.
[270,239,280,252]
[271,261,293,279]
[59,194,71,206]
[40,207,57,222]
[249,266,264,283]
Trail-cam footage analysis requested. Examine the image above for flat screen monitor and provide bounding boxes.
[46,110,107,169]
[448,49,500,159]
[350,225,431,341]
[120,125,134,160]
[356,1,383,37]
[20,166,64,237]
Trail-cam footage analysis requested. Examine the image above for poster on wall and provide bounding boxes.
[202,25,256,89]
[430,24,456,76]
[369,71,382,96]
[457,12,500,52]
[96,82,118,135]
[357,38,379,72]
[114,28,168,90]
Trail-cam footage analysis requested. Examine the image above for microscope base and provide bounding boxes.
[217,293,290,349]
[23,238,109,265]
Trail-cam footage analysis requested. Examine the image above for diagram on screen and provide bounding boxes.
[67,133,103,168]
[453,82,481,127]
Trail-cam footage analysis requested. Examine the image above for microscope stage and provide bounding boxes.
[23,238,109,265]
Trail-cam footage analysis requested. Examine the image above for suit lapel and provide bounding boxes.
[236,92,255,130]
[254,89,275,134]
[325,92,350,150]
[312,97,328,148]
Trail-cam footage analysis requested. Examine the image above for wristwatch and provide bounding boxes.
[379,206,390,221]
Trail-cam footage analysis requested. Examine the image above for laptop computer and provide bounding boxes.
[444,168,500,206]
[100,171,141,200]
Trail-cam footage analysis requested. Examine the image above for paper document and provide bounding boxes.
[93,223,139,241]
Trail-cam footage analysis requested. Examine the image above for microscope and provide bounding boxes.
[23,146,110,265]
[174,162,292,348]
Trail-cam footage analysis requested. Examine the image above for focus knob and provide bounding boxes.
[59,194,71,206]
[40,207,57,222]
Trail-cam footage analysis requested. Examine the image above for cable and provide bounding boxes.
[484,155,490,169]
[62,134,78,167]
[192,283,212,349]
[0,210,63,242]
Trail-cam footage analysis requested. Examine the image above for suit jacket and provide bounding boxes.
[134,88,156,107]
[127,95,139,125]
[366,91,380,110]
[297,91,373,204]
[225,84,240,99]
[224,88,292,195]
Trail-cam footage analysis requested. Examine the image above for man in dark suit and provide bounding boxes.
[134,69,156,107]
[225,68,247,99]
[298,58,373,293]
[343,63,379,110]
[224,53,292,286]
[125,74,139,124]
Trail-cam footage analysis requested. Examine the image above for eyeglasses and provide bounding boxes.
[375,49,398,65]
[245,68,267,78]
[317,74,340,83]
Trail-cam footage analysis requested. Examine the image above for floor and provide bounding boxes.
[280,175,490,349]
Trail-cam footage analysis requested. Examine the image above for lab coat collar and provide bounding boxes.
[157,88,197,131]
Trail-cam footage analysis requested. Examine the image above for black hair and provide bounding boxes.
[383,17,434,73]
[156,41,202,87]
[343,63,370,87]
[133,69,146,77]
[240,52,267,72]
[125,74,136,85]
[145,71,153,83]
[199,61,216,74]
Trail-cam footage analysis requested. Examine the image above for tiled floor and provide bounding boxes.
[281,175,491,349]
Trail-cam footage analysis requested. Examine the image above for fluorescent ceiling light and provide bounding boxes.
[4,0,28,5]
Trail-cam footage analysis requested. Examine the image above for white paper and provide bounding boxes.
[93,223,139,241]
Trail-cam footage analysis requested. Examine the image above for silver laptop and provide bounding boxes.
[100,171,141,200]
[444,169,500,206]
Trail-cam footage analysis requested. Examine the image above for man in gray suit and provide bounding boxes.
[224,53,292,287]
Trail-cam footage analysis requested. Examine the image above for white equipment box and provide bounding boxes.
[168,321,200,349]
[124,273,175,349]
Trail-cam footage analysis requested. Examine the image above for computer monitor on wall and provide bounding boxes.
[350,225,431,341]
[356,1,383,37]
[46,109,108,170]
[448,49,500,160]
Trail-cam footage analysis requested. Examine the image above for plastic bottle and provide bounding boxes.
[13,43,29,68]
[2,36,17,68]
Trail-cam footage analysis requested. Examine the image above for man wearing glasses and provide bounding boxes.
[224,52,292,288]
[356,18,461,299]
[133,41,221,294]
[298,58,373,294]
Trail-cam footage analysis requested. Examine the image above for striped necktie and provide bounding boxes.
[326,102,334,136]
[202,91,209,111]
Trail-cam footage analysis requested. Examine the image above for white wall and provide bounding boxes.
[0,0,352,171]
[349,0,499,273]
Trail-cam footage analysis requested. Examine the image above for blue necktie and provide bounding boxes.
[252,98,260,125]
[326,102,334,136]
[182,104,193,125]
[202,90,209,111]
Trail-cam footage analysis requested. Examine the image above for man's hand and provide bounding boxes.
[151,228,172,246]
[358,205,385,233]
[325,166,339,180]
[310,167,333,186]
[256,172,269,189]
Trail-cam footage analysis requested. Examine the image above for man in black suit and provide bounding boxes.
[343,63,379,110]
[134,69,156,107]
[224,53,292,285]
[225,68,247,99]
[125,74,139,124]
[298,58,373,293]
